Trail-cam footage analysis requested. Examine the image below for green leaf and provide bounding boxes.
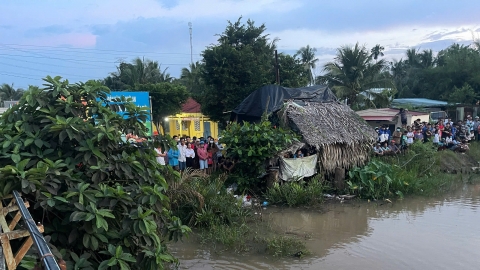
[90,235,99,250]
[82,234,90,248]
[24,138,34,147]
[92,149,106,159]
[34,139,43,148]
[115,245,123,258]
[11,154,21,164]
[47,199,55,207]
[70,212,87,222]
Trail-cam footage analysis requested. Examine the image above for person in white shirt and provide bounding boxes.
[185,142,195,168]
[178,141,187,171]
[155,146,166,165]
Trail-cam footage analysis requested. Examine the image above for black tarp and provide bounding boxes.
[231,84,337,122]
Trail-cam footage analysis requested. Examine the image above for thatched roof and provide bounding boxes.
[282,101,377,173]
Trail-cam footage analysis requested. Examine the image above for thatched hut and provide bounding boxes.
[232,85,376,180]
[281,101,377,173]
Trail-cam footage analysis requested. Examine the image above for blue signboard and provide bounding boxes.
[106,91,152,136]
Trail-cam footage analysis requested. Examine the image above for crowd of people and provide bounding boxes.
[373,115,479,156]
[154,135,235,174]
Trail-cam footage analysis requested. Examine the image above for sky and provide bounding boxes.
[1,0,479,89]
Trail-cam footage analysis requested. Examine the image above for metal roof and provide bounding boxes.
[356,108,429,121]
[392,98,449,108]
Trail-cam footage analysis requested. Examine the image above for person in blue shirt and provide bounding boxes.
[451,124,457,141]
[167,147,180,170]
[384,126,392,142]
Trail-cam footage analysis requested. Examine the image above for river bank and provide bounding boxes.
[167,141,480,267]
[170,184,480,269]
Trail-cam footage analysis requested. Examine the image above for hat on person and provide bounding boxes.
[475,116,479,119]
[467,115,472,118]
[200,141,205,144]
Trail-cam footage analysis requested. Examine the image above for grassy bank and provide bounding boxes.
[167,170,310,258]
[344,141,480,200]
[169,143,480,259]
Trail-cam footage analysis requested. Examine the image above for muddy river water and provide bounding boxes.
[170,184,480,270]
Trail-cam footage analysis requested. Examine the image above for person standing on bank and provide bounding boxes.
[178,140,187,172]
[167,146,180,171]
[197,141,208,174]
[185,142,195,169]
[397,108,408,128]
[155,145,166,166]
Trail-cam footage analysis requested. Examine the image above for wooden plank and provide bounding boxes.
[0,202,9,233]
[7,213,21,232]
[13,237,33,266]
[1,201,30,216]
[0,234,16,270]
[0,225,44,241]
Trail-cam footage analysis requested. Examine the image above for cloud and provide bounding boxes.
[271,25,478,52]
[24,25,72,38]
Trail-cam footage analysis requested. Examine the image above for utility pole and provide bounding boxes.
[275,50,280,84]
[188,22,193,64]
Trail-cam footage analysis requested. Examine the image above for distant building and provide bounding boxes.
[356,108,430,129]
[164,98,219,139]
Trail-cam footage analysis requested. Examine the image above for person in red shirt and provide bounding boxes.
[197,141,208,174]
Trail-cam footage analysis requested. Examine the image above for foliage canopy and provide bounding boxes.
[220,119,297,191]
[0,76,188,269]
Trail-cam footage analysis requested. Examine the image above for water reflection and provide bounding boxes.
[171,185,480,270]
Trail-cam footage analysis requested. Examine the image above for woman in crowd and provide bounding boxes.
[406,126,414,145]
[197,141,208,174]
[155,145,166,166]
[185,142,195,169]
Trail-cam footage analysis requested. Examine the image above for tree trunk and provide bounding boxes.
[334,167,345,190]
[266,169,279,188]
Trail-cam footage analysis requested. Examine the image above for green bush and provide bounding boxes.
[168,171,250,228]
[220,119,298,191]
[347,141,467,200]
[265,176,324,206]
[0,77,189,269]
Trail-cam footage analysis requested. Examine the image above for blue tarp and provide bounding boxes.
[392,98,449,108]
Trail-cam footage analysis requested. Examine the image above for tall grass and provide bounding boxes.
[265,176,324,206]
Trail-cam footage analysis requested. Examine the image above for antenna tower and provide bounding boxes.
[188,22,193,64]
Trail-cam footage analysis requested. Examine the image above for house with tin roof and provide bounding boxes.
[356,108,430,129]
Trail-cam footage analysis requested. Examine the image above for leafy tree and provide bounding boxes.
[0,83,25,103]
[277,53,309,88]
[295,45,318,85]
[448,83,479,104]
[370,44,385,62]
[319,43,394,109]
[201,17,276,124]
[0,76,189,269]
[135,83,189,135]
[220,119,297,191]
[104,58,173,90]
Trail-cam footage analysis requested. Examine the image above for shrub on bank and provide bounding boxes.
[265,176,324,206]
[346,140,474,200]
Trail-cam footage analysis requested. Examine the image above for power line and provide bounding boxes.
[0,42,203,56]
[0,72,39,80]
[0,53,200,66]
[0,56,112,70]
[0,62,98,79]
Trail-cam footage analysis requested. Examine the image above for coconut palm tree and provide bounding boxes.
[405,48,420,68]
[418,49,434,69]
[370,44,385,62]
[0,83,25,103]
[319,43,394,109]
[104,58,172,89]
[180,61,206,96]
[295,45,318,85]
